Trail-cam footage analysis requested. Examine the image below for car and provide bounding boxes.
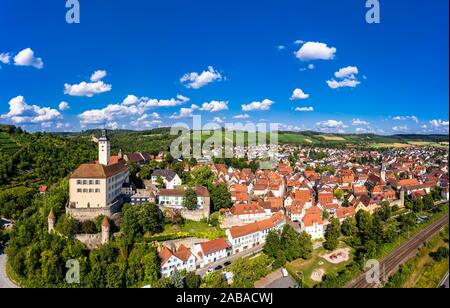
[223,261,232,267]
[282,268,289,277]
[207,268,215,273]
[214,265,223,271]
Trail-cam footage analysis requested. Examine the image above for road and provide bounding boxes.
[345,214,449,288]
[0,247,19,289]
[196,244,264,277]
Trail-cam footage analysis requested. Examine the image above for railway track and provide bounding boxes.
[346,214,449,288]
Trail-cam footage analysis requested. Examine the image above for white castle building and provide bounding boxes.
[67,129,130,221]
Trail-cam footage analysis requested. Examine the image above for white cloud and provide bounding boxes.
[105,122,119,130]
[64,81,112,97]
[0,53,11,64]
[393,115,419,123]
[277,45,286,50]
[242,99,274,111]
[233,114,250,119]
[201,101,229,112]
[290,88,310,100]
[294,42,337,61]
[429,119,449,129]
[180,66,223,89]
[13,48,44,69]
[327,78,361,89]
[295,107,314,112]
[123,95,140,106]
[294,40,305,45]
[392,125,409,132]
[356,127,370,133]
[352,118,370,126]
[90,70,107,82]
[59,101,70,111]
[212,117,224,124]
[169,104,200,119]
[327,66,361,89]
[335,66,359,78]
[1,96,61,124]
[316,120,347,129]
[308,64,315,70]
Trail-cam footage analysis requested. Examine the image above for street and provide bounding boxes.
[196,244,264,277]
[0,247,19,289]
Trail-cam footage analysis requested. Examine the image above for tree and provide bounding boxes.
[334,189,343,201]
[202,271,227,288]
[322,210,329,221]
[379,201,392,221]
[341,217,357,237]
[281,225,300,261]
[142,248,160,287]
[297,231,313,260]
[356,210,372,242]
[263,231,281,259]
[186,166,215,189]
[185,271,201,288]
[423,194,434,211]
[324,218,341,251]
[55,214,79,238]
[155,175,165,189]
[170,268,184,288]
[183,188,198,210]
[211,183,232,212]
[413,198,424,213]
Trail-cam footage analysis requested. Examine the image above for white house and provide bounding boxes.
[192,238,232,268]
[226,212,286,254]
[159,245,196,277]
[300,208,324,240]
[151,169,182,189]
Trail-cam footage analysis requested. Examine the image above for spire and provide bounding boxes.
[102,216,110,228]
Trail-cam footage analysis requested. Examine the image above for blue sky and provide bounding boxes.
[0,0,448,134]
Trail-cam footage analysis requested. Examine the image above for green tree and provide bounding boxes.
[55,214,79,238]
[281,225,300,261]
[185,271,201,288]
[341,217,357,237]
[155,175,165,189]
[334,189,343,201]
[211,183,232,212]
[324,218,341,251]
[322,210,329,221]
[183,188,198,210]
[413,198,424,213]
[142,248,160,286]
[263,231,281,259]
[356,210,372,242]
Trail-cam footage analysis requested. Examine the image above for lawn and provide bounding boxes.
[286,242,354,288]
[145,219,225,241]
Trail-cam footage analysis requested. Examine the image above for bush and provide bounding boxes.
[429,247,449,262]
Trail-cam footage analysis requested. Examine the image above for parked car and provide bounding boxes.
[223,261,232,267]
[282,268,288,277]
[214,265,223,271]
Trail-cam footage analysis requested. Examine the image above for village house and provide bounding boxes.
[158,186,210,210]
[159,245,196,277]
[192,238,232,268]
[226,212,286,254]
[151,169,182,189]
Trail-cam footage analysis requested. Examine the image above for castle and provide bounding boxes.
[66,129,130,221]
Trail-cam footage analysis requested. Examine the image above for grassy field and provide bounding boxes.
[286,242,354,288]
[321,135,346,141]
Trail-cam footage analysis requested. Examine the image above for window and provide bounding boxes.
[95,180,100,185]
[95,189,100,193]
[77,189,82,193]
[77,180,82,185]
[89,180,94,185]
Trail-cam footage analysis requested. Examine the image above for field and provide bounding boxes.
[286,242,354,288]
[0,132,20,154]
[321,135,346,141]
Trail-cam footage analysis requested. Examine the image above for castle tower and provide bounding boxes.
[380,163,386,183]
[400,189,405,208]
[98,129,110,166]
[101,216,110,244]
[118,148,124,160]
[48,210,56,234]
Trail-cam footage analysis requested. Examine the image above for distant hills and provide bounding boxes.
[1,124,449,160]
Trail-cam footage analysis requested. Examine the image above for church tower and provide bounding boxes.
[99,129,110,166]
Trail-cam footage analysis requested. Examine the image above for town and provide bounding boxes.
[5,128,442,288]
